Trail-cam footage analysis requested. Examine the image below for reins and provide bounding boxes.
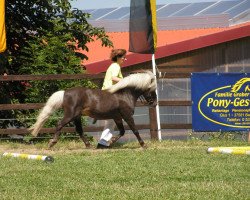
[139,95,146,105]
[139,94,154,106]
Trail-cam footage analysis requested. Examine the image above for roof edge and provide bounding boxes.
[85,22,250,74]
[155,22,250,59]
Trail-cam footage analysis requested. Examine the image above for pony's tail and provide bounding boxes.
[29,90,65,137]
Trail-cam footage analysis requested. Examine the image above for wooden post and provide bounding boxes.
[248,131,250,143]
[149,107,158,140]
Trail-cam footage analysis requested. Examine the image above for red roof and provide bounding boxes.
[80,22,250,74]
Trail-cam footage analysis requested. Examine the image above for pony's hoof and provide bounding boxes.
[141,144,148,149]
[48,139,57,149]
[96,143,110,149]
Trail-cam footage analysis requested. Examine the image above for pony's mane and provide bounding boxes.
[107,71,156,94]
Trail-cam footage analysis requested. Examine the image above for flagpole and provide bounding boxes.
[152,54,162,141]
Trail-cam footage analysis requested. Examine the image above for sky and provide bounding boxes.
[70,0,236,10]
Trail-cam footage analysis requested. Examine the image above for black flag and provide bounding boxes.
[129,0,157,54]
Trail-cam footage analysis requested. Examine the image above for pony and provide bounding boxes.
[29,70,157,148]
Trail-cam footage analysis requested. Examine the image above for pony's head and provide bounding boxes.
[107,70,157,106]
[141,89,157,107]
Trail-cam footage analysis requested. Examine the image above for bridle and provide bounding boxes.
[139,92,156,106]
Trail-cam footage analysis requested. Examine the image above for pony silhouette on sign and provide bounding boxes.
[29,71,157,148]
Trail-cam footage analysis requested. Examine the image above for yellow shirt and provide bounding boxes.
[102,63,123,90]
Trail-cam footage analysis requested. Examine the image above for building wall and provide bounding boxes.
[158,37,250,127]
[88,37,250,141]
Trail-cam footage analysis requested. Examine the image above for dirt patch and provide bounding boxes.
[0,142,97,156]
[0,140,142,156]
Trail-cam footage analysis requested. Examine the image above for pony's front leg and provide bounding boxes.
[123,116,145,148]
[74,117,92,148]
[109,118,125,146]
[134,131,145,148]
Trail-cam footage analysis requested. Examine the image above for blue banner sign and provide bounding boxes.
[191,73,250,131]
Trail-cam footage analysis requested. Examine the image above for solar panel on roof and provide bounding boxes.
[81,0,250,30]
[172,2,215,16]
[81,9,95,14]
[102,7,130,20]
[157,3,191,18]
[198,1,240,15]
[120,5,163,19]
[89,8,117,20]
[156,4,168,10]
[224,0,250,18]
[119,13,130,20]
[156,4,164,10]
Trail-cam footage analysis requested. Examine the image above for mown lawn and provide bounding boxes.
[0,140,249,200]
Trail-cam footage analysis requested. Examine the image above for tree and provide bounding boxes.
[0,0,113,129]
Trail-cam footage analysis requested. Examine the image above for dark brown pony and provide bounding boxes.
[29,71,157,148]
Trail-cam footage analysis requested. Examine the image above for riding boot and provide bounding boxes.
[97,142,110,149]
[97,129,112,149]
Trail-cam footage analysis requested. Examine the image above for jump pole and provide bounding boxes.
[207,147,250,155]
[2,152,54,162]
[248,131,250,143]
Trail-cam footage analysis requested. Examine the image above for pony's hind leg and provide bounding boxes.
[74,117,91,148]
[48,116,73,148]
[48,106,80,148]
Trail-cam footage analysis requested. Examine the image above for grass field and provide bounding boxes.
[0,139,249,200]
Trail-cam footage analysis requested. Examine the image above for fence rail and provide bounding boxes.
[0,100,192,110]
[0,72,191,82]
[1,73,249,142]
[0,72,192,140]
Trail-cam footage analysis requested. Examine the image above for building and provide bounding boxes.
[79,0,250,140]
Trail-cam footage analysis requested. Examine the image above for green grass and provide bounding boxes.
[0,140,249,200]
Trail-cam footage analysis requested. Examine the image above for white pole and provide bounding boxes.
[152,54,162,141]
